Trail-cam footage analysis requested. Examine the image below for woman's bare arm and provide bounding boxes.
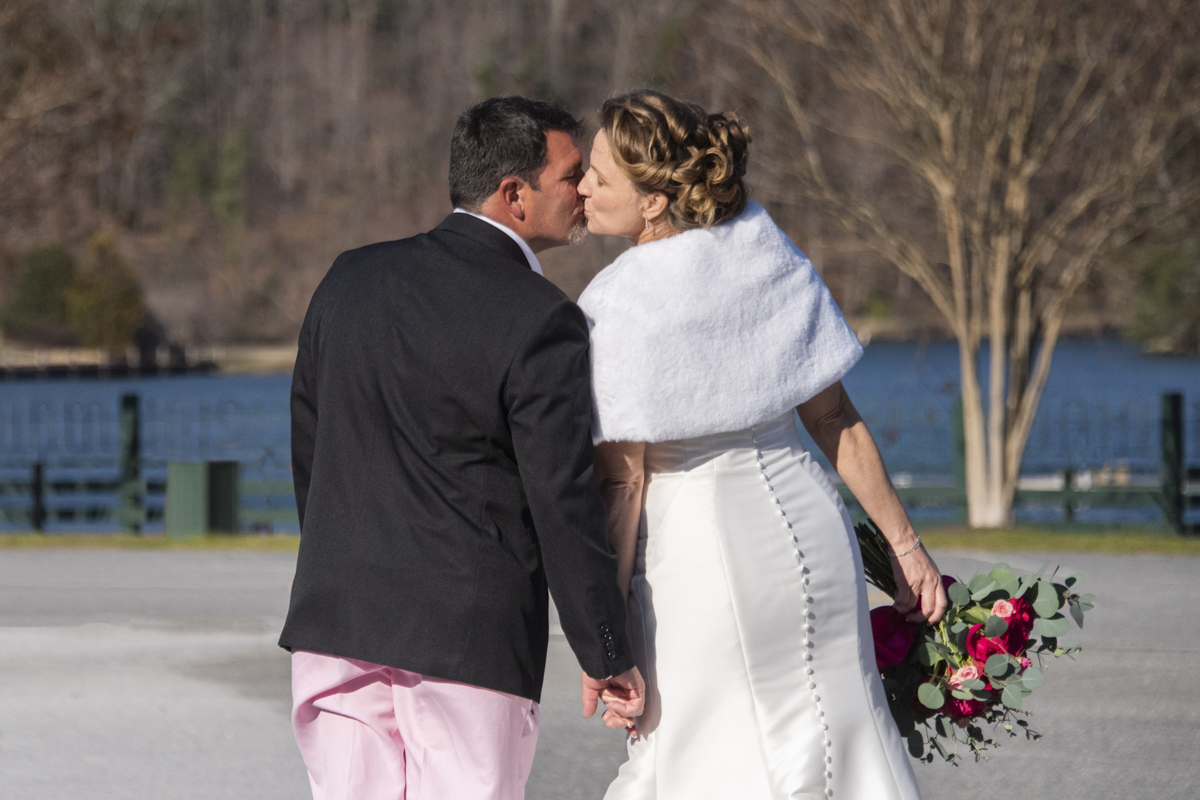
[593,441,646,599]
[797,381,946,623]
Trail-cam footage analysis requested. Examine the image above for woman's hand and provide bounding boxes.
[796,383,947,624]
[891,545,946,624]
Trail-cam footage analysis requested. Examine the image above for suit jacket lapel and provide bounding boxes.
[435,213,533,271]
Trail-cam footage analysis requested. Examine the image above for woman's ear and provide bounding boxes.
[641,191,669,223]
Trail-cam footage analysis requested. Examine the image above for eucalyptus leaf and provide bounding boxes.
[936,716,953,738]
[918,683,945,710]
[1069,600,1085,629]
[959,607,990,625]
[1036,615,1070,638]
[971,581,998,602]
[968,574,997,598]
[989,567,1019,597]
[1032,581,1060,618]
[1001,684,1024,710]
[1039,636,1057,652]
[989,567,1015,583]
[1064,572,1085,589]
[907,731,924,758]
[1020,666,1044,691]
[951,689,975,700]
[984,654,1009,676]
[950,620,968,634]
[985,654,1016,680]
[931,735,951,761]
[918,642,942,667]
[961,678,987,691]
[984,614,1010,638]
[948,582,972,607]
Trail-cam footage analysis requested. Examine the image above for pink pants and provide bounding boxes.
[291,650,539,800]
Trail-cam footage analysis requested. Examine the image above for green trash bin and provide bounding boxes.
[165,461,239,537]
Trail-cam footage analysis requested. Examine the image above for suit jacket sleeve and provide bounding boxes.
[291,298,320,530]
[505,300,635,680]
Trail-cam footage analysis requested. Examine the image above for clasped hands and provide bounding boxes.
[582,667,645,733]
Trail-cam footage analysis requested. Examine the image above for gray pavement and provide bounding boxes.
[0,547,1196,799]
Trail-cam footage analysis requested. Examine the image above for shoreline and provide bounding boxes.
[2,335,1196,380]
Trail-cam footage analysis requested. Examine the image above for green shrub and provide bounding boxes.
[65,230,146,354]
[1127,234,1200,355]
[1,244,79,343]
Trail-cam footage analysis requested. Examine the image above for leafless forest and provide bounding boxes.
[2,0,1197,356]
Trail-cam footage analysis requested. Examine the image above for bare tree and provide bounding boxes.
[724,0,1200,526]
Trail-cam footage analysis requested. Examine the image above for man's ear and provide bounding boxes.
[498,177,526,221]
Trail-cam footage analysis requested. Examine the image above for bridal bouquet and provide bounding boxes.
[855,521,1094,764]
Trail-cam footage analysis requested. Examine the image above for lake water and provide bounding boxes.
[1,338,1197,530]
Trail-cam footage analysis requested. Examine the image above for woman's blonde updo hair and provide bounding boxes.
[600,90,751,230]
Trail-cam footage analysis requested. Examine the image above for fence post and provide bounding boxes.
[953,395,966,522]
[31,463,46,532]
[165,462,208,538]
[208,461,240,534]
[118,393,143,534]
[1062,467,1075,523]
[1163,392,1184,533]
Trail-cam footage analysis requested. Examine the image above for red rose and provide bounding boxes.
[999,597,1035,656]
[870,606,917,671]
[942,696,986,720]
[942,575,959,592]
[965,624,1007,663]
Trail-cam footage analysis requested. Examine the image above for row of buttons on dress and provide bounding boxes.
[751,434,835,797]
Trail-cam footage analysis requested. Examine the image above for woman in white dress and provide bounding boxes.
[576,91,947,800]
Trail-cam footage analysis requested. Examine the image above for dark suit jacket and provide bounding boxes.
[278,213,634,702]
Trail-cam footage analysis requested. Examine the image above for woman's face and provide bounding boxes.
[578,130,653,241]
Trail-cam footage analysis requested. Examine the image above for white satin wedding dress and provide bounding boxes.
[578,201,920,800]
[603,412,921,800]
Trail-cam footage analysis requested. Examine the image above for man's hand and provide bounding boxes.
[582,667,644,731]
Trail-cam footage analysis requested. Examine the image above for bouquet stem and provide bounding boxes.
[854,519,898,598]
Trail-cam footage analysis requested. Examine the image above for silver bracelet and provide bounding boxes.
[889,535,923,558]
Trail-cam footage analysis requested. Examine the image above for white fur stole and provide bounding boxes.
[578,202,862,444]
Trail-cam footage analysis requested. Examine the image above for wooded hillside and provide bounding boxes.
[1,0,1196,352]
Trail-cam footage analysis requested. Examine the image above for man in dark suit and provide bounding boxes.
[279,97,643,800]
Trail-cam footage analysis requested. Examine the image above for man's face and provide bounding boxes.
[520,130,587,251]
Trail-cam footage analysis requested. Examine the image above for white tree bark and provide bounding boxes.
[726,0,1200,527]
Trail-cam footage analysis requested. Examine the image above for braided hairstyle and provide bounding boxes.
[601,90,751,230]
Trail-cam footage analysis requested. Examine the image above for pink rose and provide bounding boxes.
[1020,657,1032,670]
[991,599,1014,618]
[947,664,981,690]
[870,606,917,671]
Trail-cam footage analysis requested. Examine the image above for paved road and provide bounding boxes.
[0,547,1196,799]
